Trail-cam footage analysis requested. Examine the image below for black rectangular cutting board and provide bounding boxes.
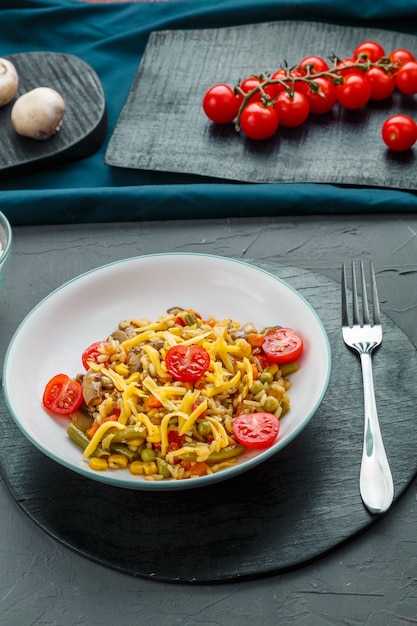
[105,21,417,189]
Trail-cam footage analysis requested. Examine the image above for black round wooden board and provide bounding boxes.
[1,264,416,583]
[0,52,107,177]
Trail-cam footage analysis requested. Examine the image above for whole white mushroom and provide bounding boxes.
[0,58,19,107]
[11,87,66,140]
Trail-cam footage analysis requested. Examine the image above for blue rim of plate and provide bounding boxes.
[2,253,332,491]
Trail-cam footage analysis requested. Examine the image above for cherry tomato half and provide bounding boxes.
[395,61,417,95]
[336,74,371,109]
[261,328,303,364]
[82,341,111,369]
[239,102,279,140]
[233,412,280,449]
[382,114,417,151]
[42,373,83,416]
[165,344,210,382]
[202,84,240,124]
[273,91,310,128]
[304,77,336,114]
[353,41,385,63]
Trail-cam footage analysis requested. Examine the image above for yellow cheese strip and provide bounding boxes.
[243,356,254,389]
[160,411,189,455]
[83,420,124,458]
[203,371,241,398]
[206,417,229,451]
[142,344,170,379]
[142,376,178,411]
[179,389,200,414]
[131,409,160,441]
[179,399,208,436]
[179,331,212,346]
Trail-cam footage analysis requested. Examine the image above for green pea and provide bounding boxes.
[250,380,264,395]
[197,420,212,437]
[141,447,157,462]
[259,371,273,384]
[263,396,279,412]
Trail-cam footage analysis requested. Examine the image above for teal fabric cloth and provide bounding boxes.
[1,0,417,225]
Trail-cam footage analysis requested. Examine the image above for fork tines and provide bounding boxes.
[342,260,381,329]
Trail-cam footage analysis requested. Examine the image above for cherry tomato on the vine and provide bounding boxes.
[382,114,417,151]
[395,61,417,95]
[273,91,310,127]
[336,73,371,109]
[270,68,289,97]
[353,41,385,62]
[304,77,336,114]
[239,102,279,140]
[238,76,276,103]
[389,49,416,71]
[365,67,395,101]
[202,83,240,124]
[299,55,330,73]
[233,412,280,449]
[336,57,365,77]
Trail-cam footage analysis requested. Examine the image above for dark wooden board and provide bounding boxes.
[0,52,107,176]
[105,21,417,188]
[1,265,417,583]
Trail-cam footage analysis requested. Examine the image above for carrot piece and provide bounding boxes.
[190,462,209,476]
[247,333,265,347]
[86,422,99,439]
[143,395,163,409]
[252,363,259,379]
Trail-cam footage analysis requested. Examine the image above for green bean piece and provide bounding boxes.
[280,361,299,377]
[141,447,157,462]
[207,444,246,463]
[184,312,199,326]
[66,423,107,458]
[110,443,137,462]
[197,420,212,437]
[259,371,273,384]
[263,396,279,412]
[109,425,147,442]
[157,459,171,478]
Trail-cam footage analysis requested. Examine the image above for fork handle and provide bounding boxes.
[359,352,394,514]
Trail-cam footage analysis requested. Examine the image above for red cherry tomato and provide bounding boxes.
[239,76,276,103]
[82,341,111,369]
[273,90,310,127]
[382,114,417,151]
[239,102,279,140]
[336,73,371,109]
[389,49,416,70]
[395,61,417,95]
[304,77,336,114]
[165,344,210,382]
[261,328,303,364]
[42,373,84,416]
[336,57,366,77]
[353,41,385,62]
[270,68,289,97]
[233,412,280,449]
[202,84,240,124]
[299,55,329,73]
[365,67,395,101]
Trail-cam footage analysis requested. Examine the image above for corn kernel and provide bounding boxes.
[143,461,158,476]
[127,372,141,384]
[129,461,145,475]
[114,363,130,377]
[128,438,145,448]
[89,457,108,471]
[108,454,128,469]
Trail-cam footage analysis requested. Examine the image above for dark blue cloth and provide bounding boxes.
[1,0,417,224]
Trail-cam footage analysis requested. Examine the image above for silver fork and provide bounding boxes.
[342,260,394,514]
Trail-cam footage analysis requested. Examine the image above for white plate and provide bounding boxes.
[3,254,331,491]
